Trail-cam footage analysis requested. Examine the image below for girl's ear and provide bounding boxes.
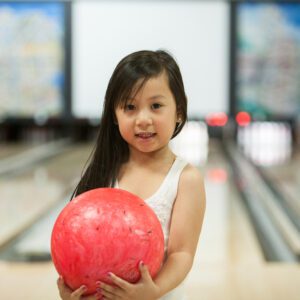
[176,113,182,124]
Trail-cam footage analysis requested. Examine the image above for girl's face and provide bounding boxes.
[115,72,180,156]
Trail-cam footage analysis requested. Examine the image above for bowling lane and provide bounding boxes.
[258,148,300,222]
[236,122,300,257]
[0,139,266,300]
[0,143,33,159]
[191,139,264,266]
[0,143,93,249]
[0,139,72,177]
[185,140,300,300]
[0,137,299,300]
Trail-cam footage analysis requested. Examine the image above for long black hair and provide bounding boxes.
[72,50,188,198]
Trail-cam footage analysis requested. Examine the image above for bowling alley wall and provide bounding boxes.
[0,0,299,146]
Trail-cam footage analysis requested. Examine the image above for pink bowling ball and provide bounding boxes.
[51,188,164,295]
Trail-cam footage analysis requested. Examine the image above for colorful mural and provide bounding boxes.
[237,3,300,119]
[0,2,66,118]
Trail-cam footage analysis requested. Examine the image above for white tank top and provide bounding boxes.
[115,156,188,300]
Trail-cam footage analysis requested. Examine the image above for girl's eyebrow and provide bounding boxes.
[127,95,166,101]
[148,95,166,100]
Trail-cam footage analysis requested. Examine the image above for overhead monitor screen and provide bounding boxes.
[0,2,67,119]
[236,2,300,119]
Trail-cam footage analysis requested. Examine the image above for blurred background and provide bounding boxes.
[0,0,299,299]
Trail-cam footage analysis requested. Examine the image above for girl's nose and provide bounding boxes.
[136,110,153,127]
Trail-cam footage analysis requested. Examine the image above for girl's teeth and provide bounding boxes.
[138,133,154,138]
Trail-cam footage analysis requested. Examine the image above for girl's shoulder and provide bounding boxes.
[180,162,204,185]
[177,161,205,199]
[177,164,206,207]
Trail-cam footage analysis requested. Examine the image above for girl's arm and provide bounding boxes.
[154,164,206,297]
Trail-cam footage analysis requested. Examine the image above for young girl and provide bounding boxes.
[57,50,206,300]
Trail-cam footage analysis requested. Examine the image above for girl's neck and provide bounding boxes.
[128,145,175,166]
[117,145,176,186]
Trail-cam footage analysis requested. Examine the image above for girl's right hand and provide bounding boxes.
[57,276,100,300]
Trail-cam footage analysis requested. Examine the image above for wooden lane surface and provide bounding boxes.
[0,143,32,159]
[1,177,299,300]
[0,261,299,300]
[0,142,299,299]
[261,149,300,216]
[0,144,93,248]
[185,176,300,300]
[186,263,300,300]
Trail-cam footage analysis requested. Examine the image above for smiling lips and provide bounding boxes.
[135,132,156,139]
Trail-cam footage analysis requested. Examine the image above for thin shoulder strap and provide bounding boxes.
[152,157,188,200]
[167,156,188,187]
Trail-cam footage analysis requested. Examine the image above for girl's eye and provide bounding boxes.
[151,103,162,110]
[125,104,135,111]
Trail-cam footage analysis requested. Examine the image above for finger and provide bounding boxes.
[98,281,123,298]
[57,276,72,295]
[57,276,68,289]
[100,288,117,299]
[57,277,66,299]
[71,285,87,299]
[139,261,152,282]
[57,276,64,288]
[83,294,100,300]
[108,273,131,290]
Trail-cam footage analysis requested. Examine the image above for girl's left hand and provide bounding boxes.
[97,262,160,300]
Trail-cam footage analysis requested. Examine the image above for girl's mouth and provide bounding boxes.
[135,132,156,139]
